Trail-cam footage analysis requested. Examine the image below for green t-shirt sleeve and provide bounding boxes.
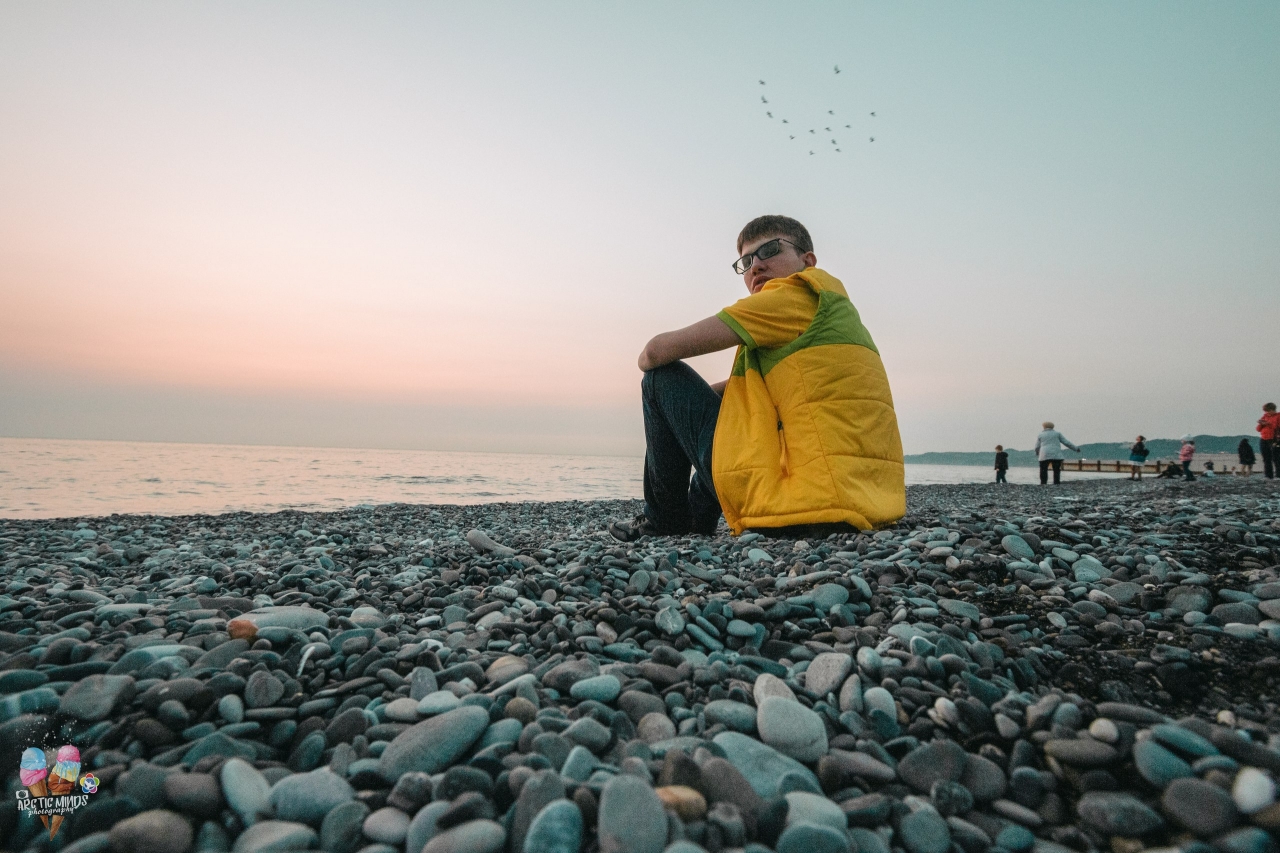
[716,310,755,348]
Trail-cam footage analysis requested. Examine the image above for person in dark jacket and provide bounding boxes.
[1128,436,1149,480]
[994,445,1009,484]
[1238,438,1256,477]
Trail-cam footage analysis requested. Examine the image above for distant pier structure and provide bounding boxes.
[1059,452,1247,475]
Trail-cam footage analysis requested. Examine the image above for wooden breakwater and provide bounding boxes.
[1059,452,1253,475]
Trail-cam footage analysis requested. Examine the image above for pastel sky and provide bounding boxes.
[3,2,1278,456]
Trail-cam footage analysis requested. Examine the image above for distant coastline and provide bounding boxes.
[904,433,1259,467]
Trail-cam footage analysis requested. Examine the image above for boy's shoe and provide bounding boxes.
[609,514,660,542]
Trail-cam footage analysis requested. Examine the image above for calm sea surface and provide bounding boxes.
[0,437,1126,519]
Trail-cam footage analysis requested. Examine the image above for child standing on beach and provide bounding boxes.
[1238,438,1256,477]
[1128,435,1148,480]
[1179,435,1196,481]
[994,445,1008,483]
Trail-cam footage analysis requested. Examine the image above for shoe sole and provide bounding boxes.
[608,523,637,542]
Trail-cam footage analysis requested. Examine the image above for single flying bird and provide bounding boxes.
[789,135,795,139]
[870,112,876,117]
[809,129,815,134]
[809,150,815,155]
[766,111,773,117]
[828,110,835,115]
[835,148,841,152]
[845,124,851,128]
[759,80,766,85]
[762,96,768,103]
[781,119,788,123]
[869,137,875,142]
[825,127,831,131]
[834,65,841,73]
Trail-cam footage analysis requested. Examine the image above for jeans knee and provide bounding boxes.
[640,368,658,400]
[641,362,683,399]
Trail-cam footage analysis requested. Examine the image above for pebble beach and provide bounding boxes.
[1,479,1278,853]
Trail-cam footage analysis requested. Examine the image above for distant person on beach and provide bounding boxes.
[609,214,905,541]
[1128,436,1149,480]
[994,445,1008,483]
[1238,438,1256,477]
[1179,435,1196,481]
[1034,422,1079,485]
[1258,403,1280,479]
[1202,460,1216,478]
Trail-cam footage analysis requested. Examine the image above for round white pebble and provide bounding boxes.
[1232,766,1277,814]
[1088,718,1119,744]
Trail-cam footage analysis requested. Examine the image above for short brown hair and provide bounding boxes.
[1266,403,1277,412]
[736,215,813,255]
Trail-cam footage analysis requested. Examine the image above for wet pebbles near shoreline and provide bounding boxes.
[1,479,1278,853]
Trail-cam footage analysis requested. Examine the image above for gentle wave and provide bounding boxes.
[0,437,1128,519]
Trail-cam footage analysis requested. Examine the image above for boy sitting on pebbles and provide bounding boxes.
[610,215,905,541]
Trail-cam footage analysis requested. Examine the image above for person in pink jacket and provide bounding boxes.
[1257,403,1280,479]
[1178,435,1196,481]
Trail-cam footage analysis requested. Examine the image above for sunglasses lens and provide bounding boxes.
[733,257,749,274]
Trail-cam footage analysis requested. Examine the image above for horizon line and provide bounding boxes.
[0,434,646,460]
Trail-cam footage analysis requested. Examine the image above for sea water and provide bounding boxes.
[0,437,1125,519]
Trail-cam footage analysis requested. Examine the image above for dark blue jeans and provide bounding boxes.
[641,362,722,535]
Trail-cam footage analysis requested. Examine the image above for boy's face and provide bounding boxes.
[738,233,817,294]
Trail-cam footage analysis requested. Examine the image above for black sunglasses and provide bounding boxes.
[732,238,798,275]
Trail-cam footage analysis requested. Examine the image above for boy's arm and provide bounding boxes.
[638,316,741,372]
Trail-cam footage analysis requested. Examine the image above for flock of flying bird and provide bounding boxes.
[759,65,877,156]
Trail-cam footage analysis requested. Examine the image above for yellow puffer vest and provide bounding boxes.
[712,268,905,533]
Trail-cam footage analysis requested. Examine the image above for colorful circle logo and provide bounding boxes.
[79,774,99,794]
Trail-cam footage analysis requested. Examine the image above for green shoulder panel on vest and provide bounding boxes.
[753,290,878,377]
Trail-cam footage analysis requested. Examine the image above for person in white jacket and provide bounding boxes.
[1034,421,1080,485]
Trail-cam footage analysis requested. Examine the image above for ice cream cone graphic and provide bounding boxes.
[18,747,50,830]
[47,746,80,839]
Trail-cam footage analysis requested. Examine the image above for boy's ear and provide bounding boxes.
[802,251,817,267]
